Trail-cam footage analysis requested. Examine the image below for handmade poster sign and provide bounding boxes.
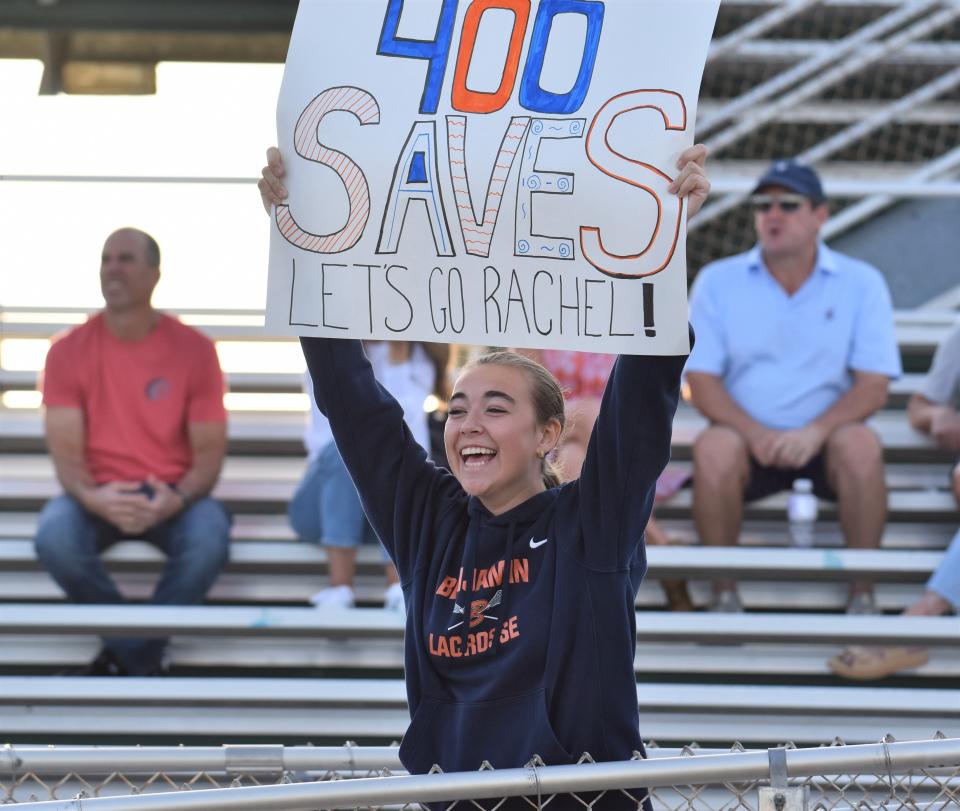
[266,0,719,354]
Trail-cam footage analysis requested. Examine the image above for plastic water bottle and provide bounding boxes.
[787,479,818,547]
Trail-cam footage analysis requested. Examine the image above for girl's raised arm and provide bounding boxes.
[300,338,460,579]
[572,340,689,570]
[572,143,707,568]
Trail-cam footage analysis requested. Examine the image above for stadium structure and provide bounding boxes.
[0,1,958,808]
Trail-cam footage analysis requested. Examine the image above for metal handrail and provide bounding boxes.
[1,743,402,776]
[0,743,739,776]
[1,177,959,200]
[7,738,960,811]
[708,180,960,197]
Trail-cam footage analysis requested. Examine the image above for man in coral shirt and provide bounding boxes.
[36,228,231,676]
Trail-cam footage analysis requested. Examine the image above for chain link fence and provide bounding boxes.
[3,737,958,809]
[689,1,960,277]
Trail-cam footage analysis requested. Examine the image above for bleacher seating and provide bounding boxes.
[1,302,959,748]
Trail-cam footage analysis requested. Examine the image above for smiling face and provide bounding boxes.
[99,229,160,313]
[444,362,561,515]
[754,185,828,263]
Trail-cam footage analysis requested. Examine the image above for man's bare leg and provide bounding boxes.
[824,423,886,601]
[692,426,751,600]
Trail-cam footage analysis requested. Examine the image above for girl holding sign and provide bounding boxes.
[260,144,708,809]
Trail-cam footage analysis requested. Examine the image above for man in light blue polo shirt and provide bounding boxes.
[687,159,901,613]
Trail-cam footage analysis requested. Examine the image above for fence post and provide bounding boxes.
[758,746,808,811]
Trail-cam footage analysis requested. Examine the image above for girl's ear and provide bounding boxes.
[537,417,562,458]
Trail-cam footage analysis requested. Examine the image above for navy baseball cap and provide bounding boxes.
[752,159,825,204]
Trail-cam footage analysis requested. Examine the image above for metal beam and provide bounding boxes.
[822,145,960,239]
[0,1,298,32]
[0,30,290,63]
[697,0,944,138]
[693,53,960,230]
[704,4,960,153]
[708,0,825,62]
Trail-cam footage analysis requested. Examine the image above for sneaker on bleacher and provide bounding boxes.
[309,584,355,609]
[71,648,128,676]
[67,648,168,677]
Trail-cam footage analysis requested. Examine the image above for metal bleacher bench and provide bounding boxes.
[3,602,958,647]
[1,305,958,748]
[2,404,958,462]
[0,672,955,745]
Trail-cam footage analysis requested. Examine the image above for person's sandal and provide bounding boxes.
[828,645,929,680]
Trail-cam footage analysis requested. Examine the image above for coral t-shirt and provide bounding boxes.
[540,350,617,401]
[41,313,226,484]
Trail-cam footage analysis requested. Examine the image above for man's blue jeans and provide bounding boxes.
[34,494,231,674]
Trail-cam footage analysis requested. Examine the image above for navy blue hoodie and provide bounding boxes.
[302,336,687,809]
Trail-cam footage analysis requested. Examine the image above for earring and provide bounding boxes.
[536,450,545,460]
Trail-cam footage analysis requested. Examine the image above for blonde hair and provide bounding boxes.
[463,350,565,488]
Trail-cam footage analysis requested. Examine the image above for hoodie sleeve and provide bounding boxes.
[299,337,461,578]
[570,328,691,570]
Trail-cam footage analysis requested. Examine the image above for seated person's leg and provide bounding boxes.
[34,494,125,603]
[297,442,368,607]
[828,527,959,681]
[370,522,404,612]
[645,517,693,612]
[108,497,230,676]
[692,426,752,608]
[288,454,324,543]
[823,423,886,607]
[151,497,231,605]
[922,526,960,617]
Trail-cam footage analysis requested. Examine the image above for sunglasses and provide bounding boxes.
[750,193,807,214]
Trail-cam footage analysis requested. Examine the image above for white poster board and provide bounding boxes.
[266,0,719,354]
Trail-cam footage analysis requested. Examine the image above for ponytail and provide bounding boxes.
[541,457,563,489]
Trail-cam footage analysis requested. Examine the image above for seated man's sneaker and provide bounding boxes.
[384,582,406,614]
[309,584,355,609]
[72,648,128,676]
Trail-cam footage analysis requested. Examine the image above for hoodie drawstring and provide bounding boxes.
[459,518,481,652]
[458,517,518,658]
[491,520,517,656]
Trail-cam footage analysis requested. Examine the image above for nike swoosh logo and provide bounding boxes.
[529,537,550,549]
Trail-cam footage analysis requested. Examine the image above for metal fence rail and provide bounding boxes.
[3,737,958,810]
